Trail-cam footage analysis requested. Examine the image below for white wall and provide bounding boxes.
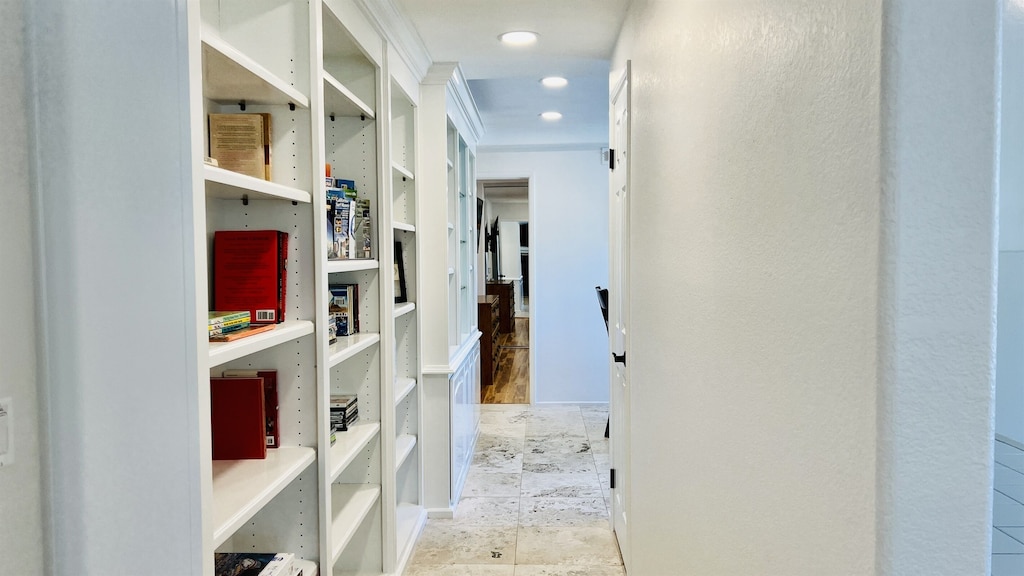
[26,1,205,573]
[489,200,528,224]
[0,1,45,572]
[876,3,999,573]
[612,1,998,574]
[996,1,1024,446]
[478,148,609,403]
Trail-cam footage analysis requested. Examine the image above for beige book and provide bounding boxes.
[209,113,266,180]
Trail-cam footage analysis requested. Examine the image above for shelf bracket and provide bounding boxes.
[238,100,246,111]
[402,176,407,182]
[291,201,298,206]
[360,113,366,122]
[288,102,295,111]
[612,351,626,366]
[241,194,249,206]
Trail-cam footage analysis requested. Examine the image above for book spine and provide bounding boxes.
[208,322,250,336]
[277,231,288,324]
[208,311,251,324]
[208,317,250,330]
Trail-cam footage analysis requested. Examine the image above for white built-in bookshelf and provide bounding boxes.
[418,63,485,518]
[190,0,430,574]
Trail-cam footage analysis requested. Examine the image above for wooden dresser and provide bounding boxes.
[478,295,500,388]
[486,281,515,333]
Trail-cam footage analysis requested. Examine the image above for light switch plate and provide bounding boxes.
[0,397,11,466]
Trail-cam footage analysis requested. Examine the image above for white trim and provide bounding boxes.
[478,142,609,154]
[997,433,1024,452]
[354,0,430,81]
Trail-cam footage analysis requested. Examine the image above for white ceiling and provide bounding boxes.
[394,0,631,148]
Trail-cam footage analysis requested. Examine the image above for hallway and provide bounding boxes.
[483,318,531,404]
[404,404,622,575]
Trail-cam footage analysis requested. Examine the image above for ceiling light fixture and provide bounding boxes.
[500,31,538,46]
[540,111,563,121]
[541,76,568,89]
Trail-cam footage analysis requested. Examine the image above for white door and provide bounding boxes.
[499,220,523,312]
[609,63,631,570]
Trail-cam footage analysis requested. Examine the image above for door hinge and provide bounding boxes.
[610,468,616,489]
[608,148,616,170]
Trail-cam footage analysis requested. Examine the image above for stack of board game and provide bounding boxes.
[209,311,250,338]
[330,395,358,432]
[215,551,294,576]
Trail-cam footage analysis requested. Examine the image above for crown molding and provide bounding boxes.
[356,0,431,81]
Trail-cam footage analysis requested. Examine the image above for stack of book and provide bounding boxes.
[215,551,295,576]
[209,311,250,338]
[328,283,359,344]
[330,395,358,433]
[326,177,372,260]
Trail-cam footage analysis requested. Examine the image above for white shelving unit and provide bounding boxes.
[418,64,486,518]
[387,71,427,572]
[191,1,434,574]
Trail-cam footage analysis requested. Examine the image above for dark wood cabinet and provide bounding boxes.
[478,295,500,388]
[486,281,515,333]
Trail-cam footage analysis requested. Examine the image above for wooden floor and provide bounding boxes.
[482,317,530,404]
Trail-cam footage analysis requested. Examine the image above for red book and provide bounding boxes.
[210,377,267,460]
[213,230,287,324]
[222,369,280,449]
[277,231,288,325]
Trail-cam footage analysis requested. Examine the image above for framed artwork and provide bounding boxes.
[394,240,408,303]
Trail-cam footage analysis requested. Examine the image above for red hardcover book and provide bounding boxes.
[222,369,280,449]
[210,377,267,460]
[213,230,287,324]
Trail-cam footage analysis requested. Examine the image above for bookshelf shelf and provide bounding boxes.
[326,259,380,274]
[323,72,375,120]
[202,35,309,108]
[392,162,415,182]
[293,559,318,576]
[329,421,381,483]
[208,320,315,368]
[395,377,416,407]
[394,302,416,319]
[395,503,426,566]
[328,333,382,368]
[395,434,417,471]
[211,446,316,548]
[204,165,312,204]
[393,221,416,233]
[329,484,382,566]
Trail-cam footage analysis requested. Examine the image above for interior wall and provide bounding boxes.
[478,149,610,403]
[26,1,205,573]
[489,200,528,223]
[613,2,881,573]
[0,1,46,572]
[612,1,999,574]
[996,0,1024,446]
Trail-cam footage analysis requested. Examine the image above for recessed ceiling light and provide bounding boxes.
[541,76,568,89]
[540,111,563,121]
[500,31,538,46]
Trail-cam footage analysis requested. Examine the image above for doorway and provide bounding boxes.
[479,178,531,404]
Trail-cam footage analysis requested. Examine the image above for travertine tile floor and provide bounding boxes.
[405,404,624,576]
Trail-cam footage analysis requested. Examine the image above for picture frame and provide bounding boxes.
[394,240,408,303]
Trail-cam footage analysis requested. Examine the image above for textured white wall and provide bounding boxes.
[478,149,610,403]
[26,1,205,573]
[996,1,1024,445]
[0,1,46,572]
[876,2,999,574]
[613,1,999,574]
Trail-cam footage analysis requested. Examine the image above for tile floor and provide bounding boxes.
[994,440,1024,575]
[405,404,624,576]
